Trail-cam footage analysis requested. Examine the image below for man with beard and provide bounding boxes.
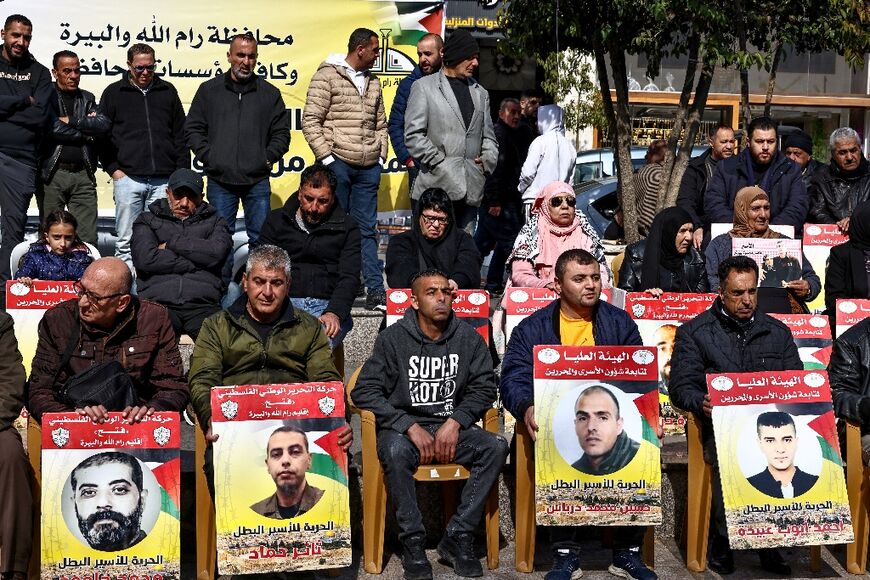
[251,426,324,519]
[186,33,290,291]
[257,163,360,349]
[70,452,148,551]
[808,127,870,232]
[706,116,809,234]
[655,324,677,393]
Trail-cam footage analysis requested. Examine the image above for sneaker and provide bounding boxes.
[365,289,387,311]
[437,532,483,577]
[400,534,432,580]
[608,548,657,580]
[545,548,583,580]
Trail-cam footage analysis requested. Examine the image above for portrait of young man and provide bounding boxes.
[747,411,818,499]
[570,385,640,476]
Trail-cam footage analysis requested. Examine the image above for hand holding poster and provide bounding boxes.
[211,382,350,575]
[708,370,852,549]
[41,412,181,580]
[533,345,662,527]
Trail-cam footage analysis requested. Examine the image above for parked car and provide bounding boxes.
[574,145,708,185]
[574,177,619,238]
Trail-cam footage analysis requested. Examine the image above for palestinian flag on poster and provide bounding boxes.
[370,1,445,45]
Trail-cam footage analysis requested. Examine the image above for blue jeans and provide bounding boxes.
[114,175,168,269]
[207,178,272,284]
[289,297,353,350]
[329,159,383,293]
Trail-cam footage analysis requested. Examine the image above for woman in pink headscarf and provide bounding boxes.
[507,181,611,289]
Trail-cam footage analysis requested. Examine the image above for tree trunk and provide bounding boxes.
[763,41,783,117]
[734,0,752,131]
[607,41,639,243]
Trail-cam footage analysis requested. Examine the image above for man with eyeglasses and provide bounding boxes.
[0,14,54,303]
[99,43,189,272]
[38,50,111,245]
[27,257,188,425]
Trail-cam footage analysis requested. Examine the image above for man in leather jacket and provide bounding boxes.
[808,127,870,233]
[39,50,111,244]
[830,318,870,462]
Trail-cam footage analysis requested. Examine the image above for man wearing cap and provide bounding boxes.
[131,168,232,339]
[783,130,822,191]
[808,127,870,232]
[404,29,498,234]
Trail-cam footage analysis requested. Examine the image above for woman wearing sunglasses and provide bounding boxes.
[506,181,610,290]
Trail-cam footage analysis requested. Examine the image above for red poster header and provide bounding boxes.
[769,314,833,339]
[836,299,870,327]
[6,280,77,309]
[533,345,657,381]
[803,224,848,247]
[211,382,346,422]
[386,288,489,318]
[503,287,558,316]
[707,370,831,406]
[624,292,716,321]
[41,412,180,450]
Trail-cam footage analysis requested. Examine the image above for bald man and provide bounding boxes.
[28,257,189,424]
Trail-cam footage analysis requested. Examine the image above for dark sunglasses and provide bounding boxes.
[132,64,157,73]
[549,195,576,208]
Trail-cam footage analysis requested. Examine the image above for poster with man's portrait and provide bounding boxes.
[731,238,802,288]
[709,370,853,550]
[769,314,833,369]
[533,345,662,527]
[624,292,716,437]
[211,382,351,575]
[40,412,181,579]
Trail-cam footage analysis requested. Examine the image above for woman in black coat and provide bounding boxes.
[386,187,482,289]
[618,206,709,295]
[825,201,870,314]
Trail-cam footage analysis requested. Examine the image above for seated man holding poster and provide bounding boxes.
[351,269,508,580]
[747,412,818,498]
[501,248,656,580]
[669,255,802,575]
[250,425,324,519]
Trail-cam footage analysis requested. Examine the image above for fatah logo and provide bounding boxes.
[468,292,486,306]
[632,349,654,365]
[803,373,825,388]
[8,282,29,296]
[710,376,733,391]
[509,290,529,303]
[839,301,858,314]
[220,400,239,421]
[805,225,822,236]
[631,303,646,318]
[389,290,409,304]
[537,347,560,364]
[318,396,336,416]
[153,426,170,447]
[51,427,70,447]
[809,316,827,328]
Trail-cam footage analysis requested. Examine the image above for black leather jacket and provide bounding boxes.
[617,239,710,293]
[808,158,870,224]
[41,85,111,183]
[831,319,870,426]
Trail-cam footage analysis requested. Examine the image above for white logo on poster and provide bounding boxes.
[631,303,646,318]
[839,301,857,314]
[51,427,70,447]
[805,225,822,236]
[153,426,170,447]
[632,349,654,365]
[803,373,825,388]
[318,396,336,416]
[710,376,733,391]
[8,282,29,296]
[537,348,560,364]
[509,290,529,303]
[220,400,238,420]
[389,290,408,303]
[809,316,827,328]
[468,292,486,306]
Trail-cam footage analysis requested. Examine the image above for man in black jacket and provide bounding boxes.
[676,124,734,249]
[670,255,801,575]
[131,168,232,339]
[257,163,359,349]
[783,130,823,192]
[100,43,188,271]
[808,127,870,232]
[39,50,111,244]
[352,269,507,579]
[186,33,290,286]
[830,317,870,462]
[0,14,53,290]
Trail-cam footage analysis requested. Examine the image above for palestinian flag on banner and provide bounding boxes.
[370,1,445,46]
[134,448,182,521]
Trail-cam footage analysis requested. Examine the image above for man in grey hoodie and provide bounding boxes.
[351,269,508,579]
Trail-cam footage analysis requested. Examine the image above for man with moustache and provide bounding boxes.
[71,452,149,551]
[571,386,640,475]
[257,163,361,349]
[808,127,870,232]
[0,14,54,293]
[39,50,111,245]
[251,426,324,519]
[388,33,443,194]
[186,33,290,287]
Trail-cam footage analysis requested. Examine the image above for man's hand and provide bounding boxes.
[474,156,483,168]
[646,287,664,298]
[112,169,126,180]
[122,405,154,424]
[205,419,220,443]
[337,424,353,451]
[488,205,502,217]
[693,228,704,250]
[319,312,341,338]
[837,217,850,233]
[448,279,459,292]
[523,406,539,442]
[434,418,460,463]
[702,394,713,418]
[406,423,435,464]
[26,96,35,106]
[405,159,415,168]
[77,404,109,423]
[59,115,70,124]
[785,279,810,299]
[544,282,555,291]
[17,277,33,286]
[157,242,167,250]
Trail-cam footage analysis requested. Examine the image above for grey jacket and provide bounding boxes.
[404,70,498,205]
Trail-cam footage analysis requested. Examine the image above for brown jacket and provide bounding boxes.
[301,59,387,166]
[27,298,189,421]
[249,483,324,519]
[0,311,26,429]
